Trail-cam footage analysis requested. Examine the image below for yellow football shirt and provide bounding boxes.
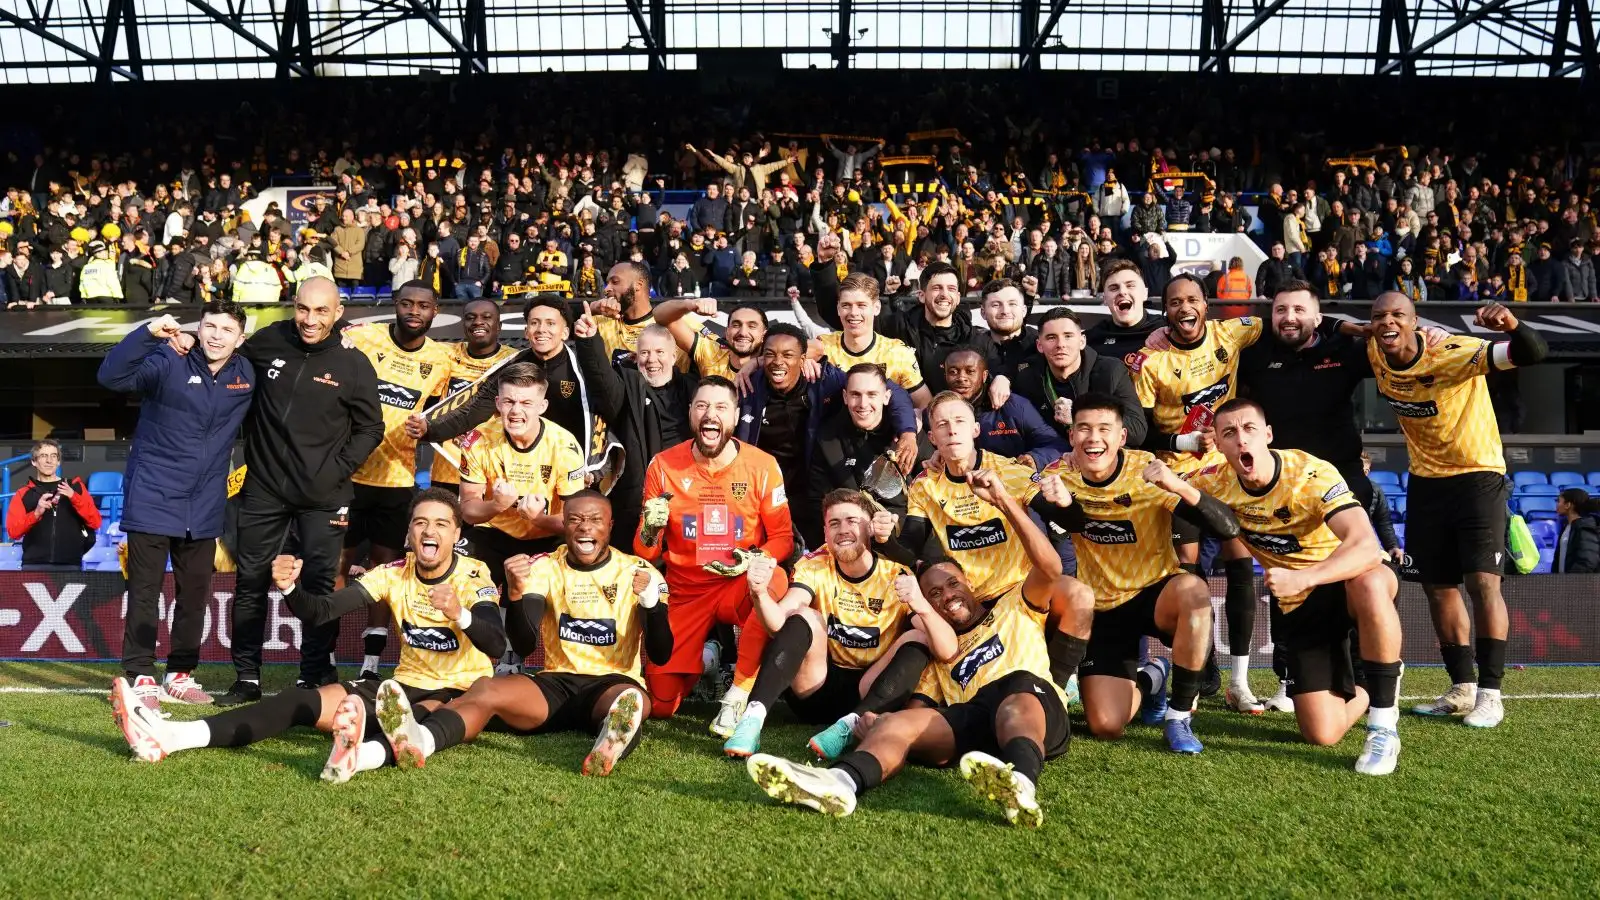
[429,343,518,486]
[1366,335,1505,477]
[459,418,586,539]
[819,332,926,393]
[356,554,500,691]
[689,332,739,380]
[792,547,915,669]
[905,450,1041,601]
[1187,449,1373,610]
[912,585,1063,707]
[1043,449,1182,610]
[524,546,656,682]
[345,324,454,488]
[1131,317,1263,474]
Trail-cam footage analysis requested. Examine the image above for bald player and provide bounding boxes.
[1367,294,1545,728]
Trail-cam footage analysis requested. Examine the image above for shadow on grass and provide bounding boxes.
[24,718,138,758]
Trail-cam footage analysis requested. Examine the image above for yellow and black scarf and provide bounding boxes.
[1325,258,1341,297]
[1509,264,1528,302]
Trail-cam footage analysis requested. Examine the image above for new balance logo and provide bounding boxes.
[187,375,202,384]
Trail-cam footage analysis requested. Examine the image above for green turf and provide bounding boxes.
[3,663,1598,897]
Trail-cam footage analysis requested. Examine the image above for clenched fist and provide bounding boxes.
[504,553,535,598]
[403,414,429,439]
[147,314,182,339]
[271,555,303,592]
[893,572,933,617]
[429,583,463,621]
[1038,473,1073,507]
[871,510,898,543]
[744,552,777,595]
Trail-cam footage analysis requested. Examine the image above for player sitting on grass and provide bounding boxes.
[1188,398,1404,774]
[745,467,1095,828]
[372,491,673,777]
[721,488,936,761]
[111,489,505,784]
[1034,394,1230,755]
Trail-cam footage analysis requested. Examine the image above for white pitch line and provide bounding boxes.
[1,688,1597,700]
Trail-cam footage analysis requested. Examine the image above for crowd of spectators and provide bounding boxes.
[3,74,1598,308]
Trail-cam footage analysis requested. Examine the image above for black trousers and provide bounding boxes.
[121,531,216,679]
[232,487,346,682]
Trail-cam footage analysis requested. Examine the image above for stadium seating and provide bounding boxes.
[1536,547,1555,574]
[1550,471,1586,489]
[415,472,431,490]
[1520,497,1559,519]
[1588,472,1600,486]
[1517,484,1561,498]
[1388,494,1406,521]
[1512,472,1549,487]
[0,543,20,571]
[1528,518,1559,549]
[1370,470,1401,488]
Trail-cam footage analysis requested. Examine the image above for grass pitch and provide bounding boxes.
[2,662,1597,898]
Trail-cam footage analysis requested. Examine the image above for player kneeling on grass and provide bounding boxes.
[721,488,937,761]
[1188,399,1404,775]
[373,491,673,777]
[112,489,505,783]
[1033,395,1230,755]
[746,469,1095,827]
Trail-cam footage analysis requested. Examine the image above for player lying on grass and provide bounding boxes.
[1033,394,1230,754]
[372,491,673,777]
[1188,398,1404,775]
[111,489,505,783]
[745,467,1095,827]
[720,488,938,761]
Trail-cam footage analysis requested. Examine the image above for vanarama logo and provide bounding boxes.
[314,372,341,388]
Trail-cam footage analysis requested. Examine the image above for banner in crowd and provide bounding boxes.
[240,186,337,234]
[2,571,1597,666]
[1165,232,1269,280]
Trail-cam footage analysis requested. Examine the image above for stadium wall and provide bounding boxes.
[2,571,1596,666]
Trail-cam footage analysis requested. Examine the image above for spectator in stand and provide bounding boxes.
[1256,241,1296,299]
[5,439,100,569]
[330,208,367,288]
[1215,257,1253,302]
[389,242,419,290]
[1390,255,1425,302]
[1562,239,1598,302]
[98,305,255,707]
[1555,488,1600,574]
[1530,242,1573,302]
[689,182,729,234]
[1136,236,1176,298]
[4,248,46,308]
[456,234,491,299]
[1131,192,1167,236]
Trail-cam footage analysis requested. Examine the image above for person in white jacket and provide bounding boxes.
[825,138,883,181]
[1096,173,1131,235]
[622,154,649,192]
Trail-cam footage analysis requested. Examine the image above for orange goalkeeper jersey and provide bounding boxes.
[634,440,794,594]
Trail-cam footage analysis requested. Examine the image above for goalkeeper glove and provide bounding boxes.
[639,493,673,548]
[703,547,762,577]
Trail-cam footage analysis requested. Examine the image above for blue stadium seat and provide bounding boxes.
[1518,496,1557,516]
[1588,472,1600,486]
[376,287,394,304]
[1388,494,1406,521]
[1512,472,1549,487]
[87,471,123,496]
[1535,547,1555,574]
[352,286,379,303]
[415,472,431,490]
[1517,484,1560,498]
[1528,519,1558,549]
[81,545,119,569]
[1392,523,1405,546]
[1370,470,1401,487]
[0,543,21,571]
[1400,472,1410,489]
[1550,471,1586,489]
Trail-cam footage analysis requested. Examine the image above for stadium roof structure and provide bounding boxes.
[1,0,1598,82]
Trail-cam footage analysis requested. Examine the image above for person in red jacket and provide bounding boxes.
[6,440,101,569]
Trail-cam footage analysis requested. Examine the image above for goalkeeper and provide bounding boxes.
[634,378,795,738]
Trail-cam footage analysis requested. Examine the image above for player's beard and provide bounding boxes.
[831,536,868,565]
[694,418,732,459]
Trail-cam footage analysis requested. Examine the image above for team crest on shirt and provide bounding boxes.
[559,380,576,398]
[420,362,434,377]
[1215,347,1229,362]
[1273,506,1292,523]
[540,465,552,481]
[1417,375,1435,387]
[731,482,749,500]
[601,584,618,602]
[866,596,885,615]
[1114,493,1133,507]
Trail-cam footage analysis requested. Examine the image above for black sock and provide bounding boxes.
[1475,637,1507,691]
[1179,562,1202,578]
[1168,664,1204,715]
[1000,736,1045,785]
[1349,631,1367,691]
[1046,631,1089,689]
[832,750,883,793]
[1440,642,1476,685]
[1363,660,1402,709]
[363,630,387,659]
[202,687,322,748]
[1135,664,1156,696]
[748,615,814,709]
[1223,559,1256,655]
[854,642,931,714]
[421,707,468,753]
[1272,642,1290,681]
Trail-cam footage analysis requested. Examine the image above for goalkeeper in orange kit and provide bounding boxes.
[635,377,794,737]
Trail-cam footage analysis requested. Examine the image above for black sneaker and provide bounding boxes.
[296,670,341,690]
[214,680,263,706]
[1200,650,1222,698]
[358,669,382,682]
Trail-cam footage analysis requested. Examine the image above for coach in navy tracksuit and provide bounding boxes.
[98,301,256,698]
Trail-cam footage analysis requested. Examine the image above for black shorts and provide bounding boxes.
[523,671,642,734]
[1079,575,1178,681]
[463,526,555,589]
[1277,582,1356,700]
[340,679,463,707]
[1406,472,1510,583]
[1171,505,1203,546]
[937,670,1070,761]
[344,484,416,551]
[785,664,865,725]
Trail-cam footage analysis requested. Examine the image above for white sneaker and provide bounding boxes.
[111,677,169,762]
[746,753,857,817]
[1225,683,1265,715]
[127,674,163,714]
[1412,683,1476,717]
[959,751,1043,828]
[1463,690,1504,728]
[710,685,748,739]
[160,673,212,705]
[375,679,428,769]
[322,693,366,784]
[1262,681,1294,713]
[1354,726,1401,776]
